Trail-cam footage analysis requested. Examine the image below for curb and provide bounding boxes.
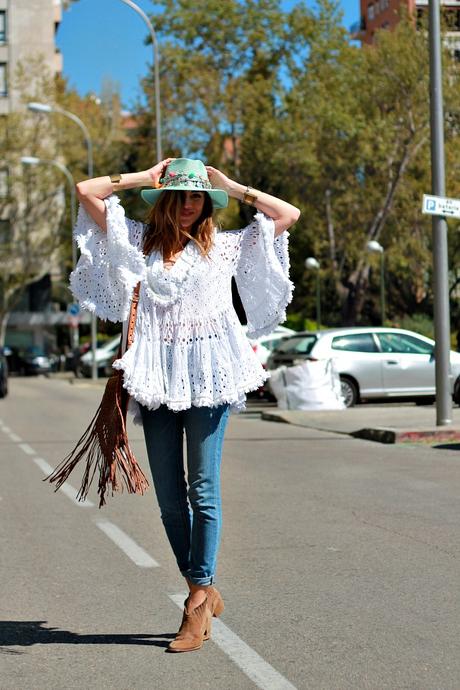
[351,427,460,444]
[261,411,460,445]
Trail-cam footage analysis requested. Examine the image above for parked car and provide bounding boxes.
[245,325,296,367]
[79,335,121,377]
[0,347,8,398]
[6,346,58,376]
[266,327,460,408]
[243,325,296,400]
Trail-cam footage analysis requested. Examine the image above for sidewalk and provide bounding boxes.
[260,404,460,444]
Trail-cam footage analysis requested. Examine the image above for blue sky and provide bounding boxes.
[56,0,359,110]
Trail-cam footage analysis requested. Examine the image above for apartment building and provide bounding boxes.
[353,0,460,49]
[0,0,62,114]
[0,1,83,358]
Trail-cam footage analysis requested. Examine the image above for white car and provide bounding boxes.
[244,325,296,367]
[266,326,460,407]
[79,335,121,377]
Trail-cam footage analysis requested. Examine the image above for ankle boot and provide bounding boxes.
[207,586,224,618]
[168,597,211,653]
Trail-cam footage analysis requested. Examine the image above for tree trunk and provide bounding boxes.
[0,312,9,347]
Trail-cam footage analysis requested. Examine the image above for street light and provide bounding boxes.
[21,155,79,349]
[367,240,385,325]
[27,101,98,379]
[305,257,321,329]
[119,0,162,161]
[27,103,93,177]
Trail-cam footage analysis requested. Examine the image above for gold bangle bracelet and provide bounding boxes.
[243,185,258,205]
[109,173,122,185]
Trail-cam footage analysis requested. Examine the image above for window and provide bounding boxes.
[331,333,378,353]
[377,332,433,355]
[0,168,8,198]
[274,335,318,355]
[0,11,6,44]
[368,4,375,21]
[0,64,7,97]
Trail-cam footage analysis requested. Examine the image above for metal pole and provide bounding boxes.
[53,106,98,379]
[316,273,321,330]
[429,0,452,425]
[120,0,162,160]
[380,252,386,325]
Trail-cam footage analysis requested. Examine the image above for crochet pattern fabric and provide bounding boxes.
[71,195,293,416]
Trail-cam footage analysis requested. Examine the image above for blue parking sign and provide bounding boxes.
[67,303,80,316]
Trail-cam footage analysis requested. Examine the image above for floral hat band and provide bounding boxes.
[159,171,213,190]
[141,157,228,210]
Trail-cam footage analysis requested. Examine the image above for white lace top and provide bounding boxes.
[71,195,293,419]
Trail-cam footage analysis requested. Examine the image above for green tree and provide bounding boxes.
[131,0,460,327]
[0,58,126,345]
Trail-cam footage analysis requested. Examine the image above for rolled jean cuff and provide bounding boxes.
[182,571,214,586]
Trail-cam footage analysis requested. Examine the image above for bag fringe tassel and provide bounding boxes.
[46,374,149,508]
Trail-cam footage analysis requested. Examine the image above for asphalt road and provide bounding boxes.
[1,377,460,690]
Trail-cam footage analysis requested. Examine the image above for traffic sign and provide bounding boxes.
[422,194,460,219]
[67,303,80,316]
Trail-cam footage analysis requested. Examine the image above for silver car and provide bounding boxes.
[266,327,460,407]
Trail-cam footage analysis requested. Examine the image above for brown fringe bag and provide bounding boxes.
[46,283,149,508]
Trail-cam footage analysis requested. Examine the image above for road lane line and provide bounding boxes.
[7,432,22,442]
[169,593,298,690]
[19,443,35,456]
[1,425,11,433]
[94,518,160,568]
[33,457,95,508]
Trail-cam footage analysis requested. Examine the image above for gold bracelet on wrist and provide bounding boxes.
[243,185,258,205]
[109,173,122,186]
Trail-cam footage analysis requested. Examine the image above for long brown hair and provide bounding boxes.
[143,190,215,258]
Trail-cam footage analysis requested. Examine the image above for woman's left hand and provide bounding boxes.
[206,166,234,194]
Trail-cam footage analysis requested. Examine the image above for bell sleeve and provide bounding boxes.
[70,195,146,322]
[234,212,294,339]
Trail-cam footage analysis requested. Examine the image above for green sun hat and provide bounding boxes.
[141,158,228,209]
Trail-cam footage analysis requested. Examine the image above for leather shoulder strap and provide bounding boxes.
[125,282,141,350]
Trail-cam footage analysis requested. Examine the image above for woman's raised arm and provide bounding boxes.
[206,166,300,236]
[76,158,175,231]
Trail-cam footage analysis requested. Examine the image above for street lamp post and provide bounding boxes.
[305,257,321,329]
[367,240,386,325]
[119,0,162,161]
[27,101,98,379]
[27,103,93,177]
[21,156,79,349]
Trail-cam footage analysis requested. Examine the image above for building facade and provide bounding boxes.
[353,0,460,49]
[0,0,62,114]
[0,1,88,359]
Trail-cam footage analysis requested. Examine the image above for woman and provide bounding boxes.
[73,157,300,652]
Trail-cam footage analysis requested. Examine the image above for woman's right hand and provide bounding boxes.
[146,158,175,188]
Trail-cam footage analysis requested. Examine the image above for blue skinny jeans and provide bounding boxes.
[140,403,230,586]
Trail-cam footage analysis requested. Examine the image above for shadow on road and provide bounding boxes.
[0,621,174,652]
[433,443,460,451]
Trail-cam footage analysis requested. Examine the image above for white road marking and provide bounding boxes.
[169,593,298,690]
[19,443,35,456]
[94,518,160,568]
[1,425,11,433]
[33,457,95,508]
[8,432,22,442]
